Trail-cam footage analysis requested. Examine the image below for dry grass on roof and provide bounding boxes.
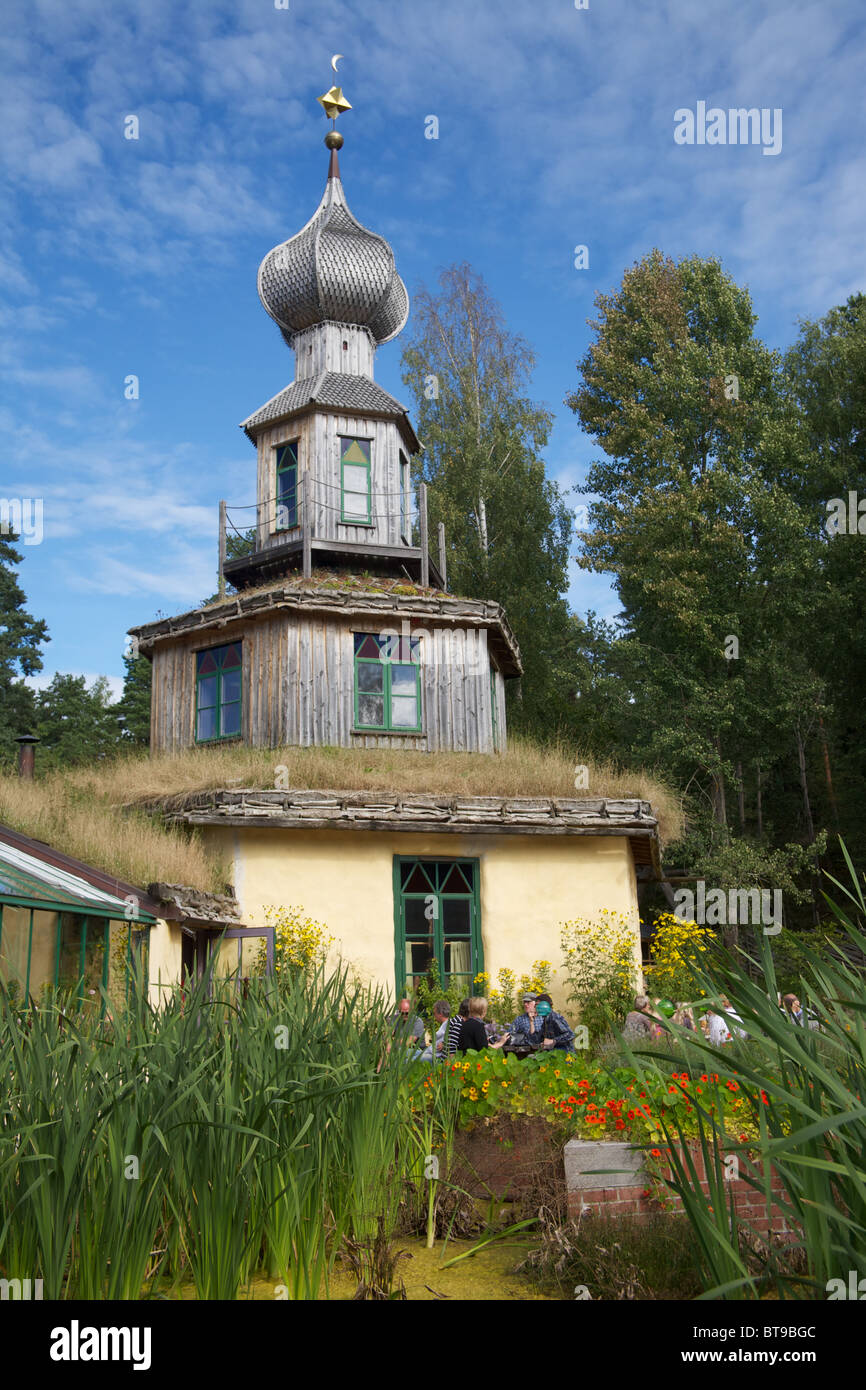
[196,568,451,614]
[0,742,680,894]
[0,774,230,896]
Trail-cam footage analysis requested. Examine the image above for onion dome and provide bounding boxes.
[257,146,409,348]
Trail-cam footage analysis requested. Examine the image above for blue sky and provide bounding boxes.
[2,0,864,700]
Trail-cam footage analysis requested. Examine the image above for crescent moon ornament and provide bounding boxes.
[331,54,343,72]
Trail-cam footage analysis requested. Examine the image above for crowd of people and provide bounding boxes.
[622,989,820,1045]
[390,989,577,1062]
[390,982,819,1065]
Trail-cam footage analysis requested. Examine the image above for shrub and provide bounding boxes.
[252,904,334,979]
[645,912,713,1002]
[484,961,554,1022]
[560,910,639,1047]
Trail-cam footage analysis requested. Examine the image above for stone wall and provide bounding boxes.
[564,1138,796,1240]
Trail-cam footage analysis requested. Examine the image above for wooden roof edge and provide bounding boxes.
[155,791,660,838]
[128,588,522,666]
[241,400,420,455]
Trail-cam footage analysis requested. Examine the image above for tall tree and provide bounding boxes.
[115,650,152,747]
[401,263,578,737]
[35,674,118,770]
[783,293,866,867]
[566,250,827,912]
[0,533,49,766]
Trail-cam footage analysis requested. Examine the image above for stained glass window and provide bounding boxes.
[340,437,372,523]
[353,631,421,732]
[196,643,243,742]
[276,441,298,530]
[394,859,482,998]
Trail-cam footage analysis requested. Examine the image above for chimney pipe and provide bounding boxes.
[15,734,39,780]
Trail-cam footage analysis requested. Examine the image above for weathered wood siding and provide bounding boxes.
[149,613,502,755]
[255,413,409,552]
[292,324,375,379]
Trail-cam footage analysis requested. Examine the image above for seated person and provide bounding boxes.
[447,998,470,1055]
[391,997,425,1046]
[535,993,575,1052]
[508,992,544,1047]
[623,994,658,1039]
[457,996,510,1054]
[415,1000,451,1063]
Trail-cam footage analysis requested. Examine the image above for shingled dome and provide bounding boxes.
[257,158,409,348]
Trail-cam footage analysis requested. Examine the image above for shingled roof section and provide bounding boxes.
[241,372,412,437]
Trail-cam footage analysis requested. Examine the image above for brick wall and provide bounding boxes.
[565,1138,797,1240]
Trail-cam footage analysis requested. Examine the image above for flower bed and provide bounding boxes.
[442,1052,767,1145]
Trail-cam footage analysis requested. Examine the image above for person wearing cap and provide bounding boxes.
[534,993,576,1052]
[508,992,544,1046]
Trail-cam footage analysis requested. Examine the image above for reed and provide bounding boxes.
[0,962,462,1301]
[622,841,866,1299]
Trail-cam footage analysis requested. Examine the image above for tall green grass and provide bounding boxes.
[625,841,866,1299]
[0,961,434,1300]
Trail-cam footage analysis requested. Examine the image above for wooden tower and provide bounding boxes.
[129,85,521,754]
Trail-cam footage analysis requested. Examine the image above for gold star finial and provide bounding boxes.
[317,86,352,121]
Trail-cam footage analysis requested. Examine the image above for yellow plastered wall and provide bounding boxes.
[204,826,641,1015]
[147,916,183,1008]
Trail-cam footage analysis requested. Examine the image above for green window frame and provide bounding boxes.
[399,452,410,542]
[54,912,109,1009]
[393,857,483,998]
[340,436,372,524]
[195,642,242,743]
[353,632,422,732]
[0,903,151,1014]
[275,441,299,531]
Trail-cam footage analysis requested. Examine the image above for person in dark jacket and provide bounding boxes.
[458,996,510,1054]
[535,993,575,1052]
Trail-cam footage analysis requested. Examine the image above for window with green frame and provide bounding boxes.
[340,436,372,523]
[275,441,298,530]
[394,858,482,998]
[0,905,150,1014]
[195,642,242,742]
[354,632,421,731]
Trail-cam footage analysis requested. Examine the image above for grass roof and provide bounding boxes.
[0,739,681,896]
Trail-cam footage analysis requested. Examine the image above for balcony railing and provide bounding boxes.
[217,480,446,595]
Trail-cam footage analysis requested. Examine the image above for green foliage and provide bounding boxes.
[115,651,152,747]
[565,251,861,923]
[34,673,119,770]
[0,533,48,766]
[560,910,638,1043]
[251,904,334,981]
[400,262,580,741]
[409,957,466,1032]
[0,961,433,1301]
[625,843,866,1298]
